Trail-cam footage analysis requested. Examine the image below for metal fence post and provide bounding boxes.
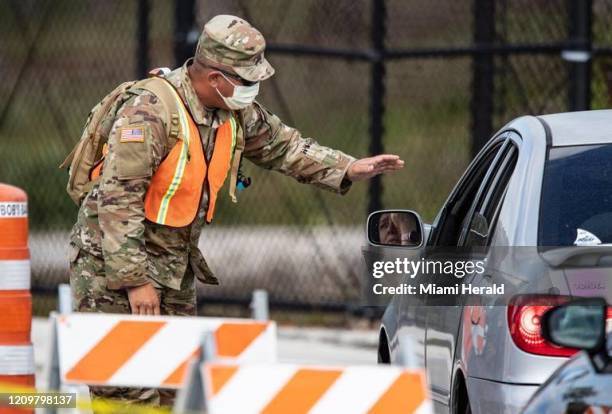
[58,283,72,314]
[368,0,386,214]
[174,0,197,67]
[471,0,496,156]
[251,289,269,321]
[566,0,593,111]
[136,0,150,78]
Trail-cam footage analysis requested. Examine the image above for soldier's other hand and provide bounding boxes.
[347,154,404,182]
[127,282,161,315]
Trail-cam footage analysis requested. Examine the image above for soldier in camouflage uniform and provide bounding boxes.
[69,14,404,407]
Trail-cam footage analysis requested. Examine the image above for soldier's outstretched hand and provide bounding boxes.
[347,154,405,182]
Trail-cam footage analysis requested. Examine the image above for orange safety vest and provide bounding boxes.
[92,79,237,227]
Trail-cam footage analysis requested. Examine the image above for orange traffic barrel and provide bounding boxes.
[0,184,35,410]
[0,291,31,344]
[0,345,35,413]
[0,184,31,343]
[0,345,35,383]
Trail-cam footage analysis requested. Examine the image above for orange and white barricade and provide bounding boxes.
[46,312,276,391]
[196,362,431,414]
[0,183,35,414]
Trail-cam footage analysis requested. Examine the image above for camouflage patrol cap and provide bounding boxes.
[195,15,275,82]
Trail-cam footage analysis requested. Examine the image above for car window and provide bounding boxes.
[462,143,518,248]
[431,139,507,247]
[539,144,612,246]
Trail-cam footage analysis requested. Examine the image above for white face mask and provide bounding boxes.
[216,72,259,110]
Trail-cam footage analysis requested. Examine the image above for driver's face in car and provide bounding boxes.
[378,213,418,246]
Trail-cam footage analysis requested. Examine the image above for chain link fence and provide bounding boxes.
[2,0,612,314]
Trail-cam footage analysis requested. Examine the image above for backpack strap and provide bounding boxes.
[131,77,182,141]
[58,142,79,169]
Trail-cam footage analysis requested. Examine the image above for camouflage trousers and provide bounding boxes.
[69,246,196,409]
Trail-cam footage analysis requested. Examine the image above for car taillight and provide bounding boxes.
[508,295,612,357]
[508,295,576,357]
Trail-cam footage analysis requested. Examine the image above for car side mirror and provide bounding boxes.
[541,297,608,354]
[367,210,424,248]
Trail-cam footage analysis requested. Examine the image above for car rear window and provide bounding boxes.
[539,144,612,246]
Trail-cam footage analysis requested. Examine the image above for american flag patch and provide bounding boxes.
[119,126,145,143]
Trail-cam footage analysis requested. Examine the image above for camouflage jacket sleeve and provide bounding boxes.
[241,102,356,194]
[97,91,167,290]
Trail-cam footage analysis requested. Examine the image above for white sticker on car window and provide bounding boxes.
[574,228,602,246]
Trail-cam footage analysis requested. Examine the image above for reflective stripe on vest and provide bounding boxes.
[205,116,236,223]
[143,79,236,227]
[153,82,193,225]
